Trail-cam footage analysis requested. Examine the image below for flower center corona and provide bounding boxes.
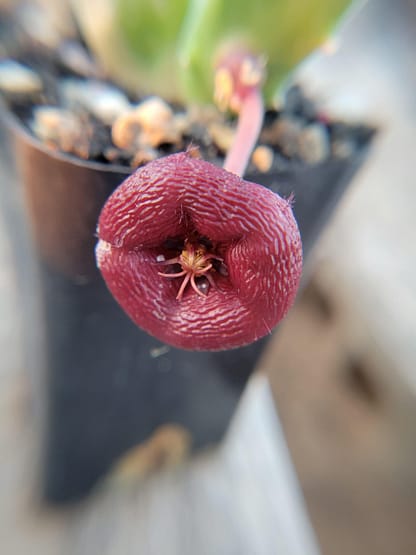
[157,240,223,300]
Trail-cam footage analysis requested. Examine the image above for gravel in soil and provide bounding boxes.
[0,7,373,174]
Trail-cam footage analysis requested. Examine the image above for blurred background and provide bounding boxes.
[0,0,415,554]
[266,0,416,552]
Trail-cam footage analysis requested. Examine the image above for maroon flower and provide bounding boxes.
[96,151,302,351]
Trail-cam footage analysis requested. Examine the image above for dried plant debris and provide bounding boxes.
[0,13,373,171]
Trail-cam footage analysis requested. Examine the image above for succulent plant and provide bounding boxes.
[72,0,351,105]
[72,0,352,180]
[80,0,351,349]
[96,151,302,350]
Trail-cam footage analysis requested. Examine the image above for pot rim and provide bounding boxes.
[0,98,132,175]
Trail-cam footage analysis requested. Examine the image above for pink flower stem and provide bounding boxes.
[223,88,264,177]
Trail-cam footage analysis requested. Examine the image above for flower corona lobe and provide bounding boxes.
[96,152,302,351]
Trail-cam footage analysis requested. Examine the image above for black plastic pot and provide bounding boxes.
[0,103,373,503]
